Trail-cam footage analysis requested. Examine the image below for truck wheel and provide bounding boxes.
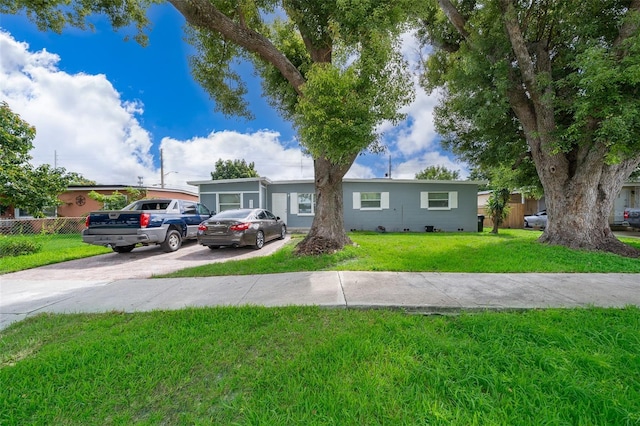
[112,245,135,253]
[161,229,182,252]
[254,231,264,250]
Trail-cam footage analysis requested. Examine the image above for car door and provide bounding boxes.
[255,210,270,239]
[264,210,279,240]
[181,201,202,238]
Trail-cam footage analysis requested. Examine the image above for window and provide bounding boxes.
[420,191,458,210]
[290,193,315,215]
[197,204,211,215]
[15,207,56,218]
[361,192,381,209]
[182,202,197,215]
[353,192,389,210]
[219,193,241,211]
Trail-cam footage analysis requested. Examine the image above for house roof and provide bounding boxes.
[66,185,198,196]
[187,177,486,186]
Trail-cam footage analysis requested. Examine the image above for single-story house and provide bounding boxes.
[1,185,198,219]
[477,182,640,228]
[187,177,483,232]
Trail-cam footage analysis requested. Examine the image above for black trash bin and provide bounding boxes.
[477,215,485,232]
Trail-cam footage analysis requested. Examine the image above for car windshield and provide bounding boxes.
[212,209,253,219]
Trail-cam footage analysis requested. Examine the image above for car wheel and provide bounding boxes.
[161,229,182,252]
[524,220,530,228]
[255,231,264,250]
[278,225,286,240]
[112,245,135,253]
[208,245,220,250]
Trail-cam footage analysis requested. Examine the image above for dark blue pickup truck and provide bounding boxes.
[82,199,213,253]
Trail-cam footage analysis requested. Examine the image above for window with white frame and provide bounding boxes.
[353,192,389,210]
[420,191,458,210]
[290,193,315,215]
[219,193,241,211]
[15,207,56,218]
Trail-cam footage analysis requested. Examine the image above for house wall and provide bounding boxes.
[267,182,316,229]
[57,187,198,217]
[198,180,264,213]
[192,178,481,232]
[344,181,478,232]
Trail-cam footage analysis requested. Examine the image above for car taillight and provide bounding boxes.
[624,211,629,220]
[230,222,251,231]
[198,223,208,231]
[140,213,151,228]
[85,216,90,228]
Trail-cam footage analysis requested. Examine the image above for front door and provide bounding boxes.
[272,193,288,224]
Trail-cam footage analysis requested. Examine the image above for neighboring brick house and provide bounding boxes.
[1,185,198,219]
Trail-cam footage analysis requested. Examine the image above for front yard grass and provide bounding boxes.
[159,229,640,277]
[2,306,639,425]
[0,234,110,274]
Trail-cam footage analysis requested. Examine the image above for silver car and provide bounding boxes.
[524,210,547,228]
[197,208,286,249]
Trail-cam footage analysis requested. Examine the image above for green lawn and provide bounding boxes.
[2,230,640,423]
[2,306,639,424]
[0,234,110,274]
[159,229,640,277]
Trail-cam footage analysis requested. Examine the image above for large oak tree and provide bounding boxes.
[420,0,640,257]
[2,0,415,255]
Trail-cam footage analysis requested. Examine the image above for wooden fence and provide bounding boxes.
[478,203,525,229]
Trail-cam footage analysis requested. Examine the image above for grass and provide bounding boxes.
[0,234,110,274]
[159,229,640,277]
[2,306,640,424]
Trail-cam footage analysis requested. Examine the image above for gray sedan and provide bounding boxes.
[197,208,286,250]
[524,210,547,228]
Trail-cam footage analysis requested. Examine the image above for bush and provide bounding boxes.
[0,237,42,257]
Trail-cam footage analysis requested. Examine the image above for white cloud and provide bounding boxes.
[0,28,459,192]
[0,30,345,191]
[0,30,156,185]
[160,131,316,185]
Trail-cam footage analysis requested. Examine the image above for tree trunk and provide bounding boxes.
[500,1,640,258]
[294,156,354,256]
[539,162,640,257]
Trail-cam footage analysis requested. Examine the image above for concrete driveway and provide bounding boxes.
[2,236,291,281]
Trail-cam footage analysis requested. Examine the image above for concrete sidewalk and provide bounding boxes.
[2,272,640,329]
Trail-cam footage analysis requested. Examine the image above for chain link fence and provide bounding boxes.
[1,217,86,237]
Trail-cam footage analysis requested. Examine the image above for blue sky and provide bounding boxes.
[0,4,467,191]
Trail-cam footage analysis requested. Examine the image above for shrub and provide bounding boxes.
[0,237,42,257]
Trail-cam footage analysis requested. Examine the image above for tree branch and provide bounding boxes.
[437,0,470,40]
[613,0,640,58]
[168,0,306,95]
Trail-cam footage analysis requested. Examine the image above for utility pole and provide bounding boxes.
[160,148,165,189]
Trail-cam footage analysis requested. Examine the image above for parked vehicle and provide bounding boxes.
[197,208,286,250]
[524,210,547,228]
[623,208,640,229]
[82,199,213,253]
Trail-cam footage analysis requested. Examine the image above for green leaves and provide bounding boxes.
[0,102,81,217]
[210,158,259,180]
[415,165,461,180]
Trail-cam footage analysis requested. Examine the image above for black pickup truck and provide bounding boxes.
[82,199,213,253]
[624,208,640,229]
